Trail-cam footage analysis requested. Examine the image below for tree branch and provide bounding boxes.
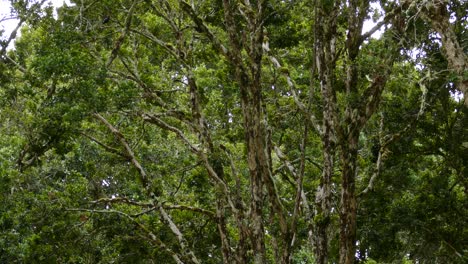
[142,113,240,217]
[179,0,228,57]
[65,207,185,263]
[142,113,200,153]
[93,113,151,194]
[106,0,139,68]
[80,132,129,159]
[268,55,322,135]
[0,19,24,57]
[159,206,201,264]
[360,7,400,43]
[164,204,215,219]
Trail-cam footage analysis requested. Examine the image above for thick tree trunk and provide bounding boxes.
[221,0,269,261]
[239,67,271,264]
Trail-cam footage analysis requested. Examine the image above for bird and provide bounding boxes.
[102,16,110,24]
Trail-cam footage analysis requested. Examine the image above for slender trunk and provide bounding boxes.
[314,125,334,264]
[338,2,370,262]
[338,130,359,264]
[235,215,249,263]
[213,155,232,264]
[314,66,336,264]
[229,151,249,263]
[314,2,339,262]
[216,197,231,264]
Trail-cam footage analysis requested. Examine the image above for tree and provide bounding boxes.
[1,0,466,263]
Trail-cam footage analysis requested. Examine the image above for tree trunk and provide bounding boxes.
[313,2,339,262]
[221,0,269,261]
[314,129,334,264]
[422,0,468,106]
[339,132,359,264]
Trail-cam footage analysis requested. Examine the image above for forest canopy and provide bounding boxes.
[0,0,466,263]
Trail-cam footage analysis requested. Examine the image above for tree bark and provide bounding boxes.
[221,0,269,262]
[339,133,359,264]
[338,2,371,263]
[313,2,339,262]
[422,0,468,106]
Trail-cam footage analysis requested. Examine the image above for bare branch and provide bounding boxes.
[2,53,26,73]
[274,146,299,179]
[360,114,386,196]
[142,113,240,216]
[90,196,152,207]
[90,197,216,218]
[360,80,429,196]
[142,113,200,153]
[131,28,186,66]
[273,146,311,216]
[78,122,201,263]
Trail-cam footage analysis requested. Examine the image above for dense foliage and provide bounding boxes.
[1,0,466,263]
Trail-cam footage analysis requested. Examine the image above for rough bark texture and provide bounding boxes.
[183,0,288,261]
[339,2,372,263]
[423,0,468,106]
[313,1,396,263]
[222,0,270,262]
[338,133,359,264]
[314,129,334,264]
[313,2,339,263]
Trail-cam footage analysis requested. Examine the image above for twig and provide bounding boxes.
[164,204,215,219]
[80,132,128,159]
